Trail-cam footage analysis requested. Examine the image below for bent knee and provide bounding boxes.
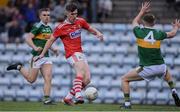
[27,75,38,84]
[121,76,128,82]
[28,79,36,84]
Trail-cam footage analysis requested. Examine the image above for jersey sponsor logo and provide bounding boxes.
[69,29,82,39]
[42,28,51,33]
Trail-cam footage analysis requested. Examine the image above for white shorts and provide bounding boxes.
[137,64,167,81]
[67,52,87,66]
[30,57,52,68]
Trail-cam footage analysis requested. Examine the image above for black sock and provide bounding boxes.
[168,81,175,89]
[44,96,50,101]
[124,93,130,102]
[168,81,177,93]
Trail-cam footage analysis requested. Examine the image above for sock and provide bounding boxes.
[124,93,130,106]
[65,88,75,99]
[17,65,22,71]
[65,82,86,99]
[73,76,83,98]
[168,81,177,93]
[43,96,50,101]
[168,81,175,89]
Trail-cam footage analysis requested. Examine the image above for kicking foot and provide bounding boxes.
[62,98,74,106]
[172,91,180,107]
[74,96,84,105]
[7,63,22,71]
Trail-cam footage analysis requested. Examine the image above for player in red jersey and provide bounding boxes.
[35,2,103,105]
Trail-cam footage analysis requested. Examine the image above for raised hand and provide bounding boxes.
[172,19,180,29]
[96,33,104,42]
[140,2,151,14]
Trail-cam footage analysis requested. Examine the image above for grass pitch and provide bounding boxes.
[0,101,180,111]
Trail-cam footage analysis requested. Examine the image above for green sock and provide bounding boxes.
[124,93,130,102]
[168,81,175,89]
[44,96,50,101]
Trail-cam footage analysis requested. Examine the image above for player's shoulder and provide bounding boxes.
[154,28,164,32]
[76,17,87,22]
[55,21,67,30]
[33,22,43,28]
[133,25,141,31]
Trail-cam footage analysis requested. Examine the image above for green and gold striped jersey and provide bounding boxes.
[133,26,167,66]
[30,21,52,57]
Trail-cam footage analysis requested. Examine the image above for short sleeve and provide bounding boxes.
[80,18,90,30]
[158,30,167,40]
[133,26,143,38]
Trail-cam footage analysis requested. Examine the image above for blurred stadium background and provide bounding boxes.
[0,0,180,110]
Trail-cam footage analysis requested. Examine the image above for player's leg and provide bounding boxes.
[7,62,39,83]
[20,66,39,83]
[63,52,88,105]
[73,53,91,89]
[66,63,90,103]
[72,60,87,104]
[62,60,86,105]
[40,63,53,105]
[82,62,91,88]
[121,67,144,109]
[164,70,180,106]
[63,67,87,104]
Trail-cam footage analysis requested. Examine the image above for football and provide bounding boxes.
[84,87,98,101]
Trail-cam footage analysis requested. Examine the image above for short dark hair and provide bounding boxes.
[38,8,50,15]
[65,2,78,12]
[142,13,156,25]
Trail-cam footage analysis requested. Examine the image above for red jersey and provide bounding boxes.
[53,17,90,58]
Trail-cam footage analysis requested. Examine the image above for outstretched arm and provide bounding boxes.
[41,35,56,56]
[166,19,180,38]
[132,2,150,27]
[87,26,104,41]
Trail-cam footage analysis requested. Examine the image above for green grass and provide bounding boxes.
[0,101,180,111]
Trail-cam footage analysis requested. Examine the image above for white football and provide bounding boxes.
[84,87,98,101]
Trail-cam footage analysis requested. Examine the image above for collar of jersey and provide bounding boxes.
[143,26,155,29]
[64,18,78,24]
[40,21,49,26]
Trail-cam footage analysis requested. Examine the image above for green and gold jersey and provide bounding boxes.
[133,26,167,66]
[30,21,52,57]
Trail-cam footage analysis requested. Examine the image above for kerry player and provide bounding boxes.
[7,8,59,104]
[121,2,180,109]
